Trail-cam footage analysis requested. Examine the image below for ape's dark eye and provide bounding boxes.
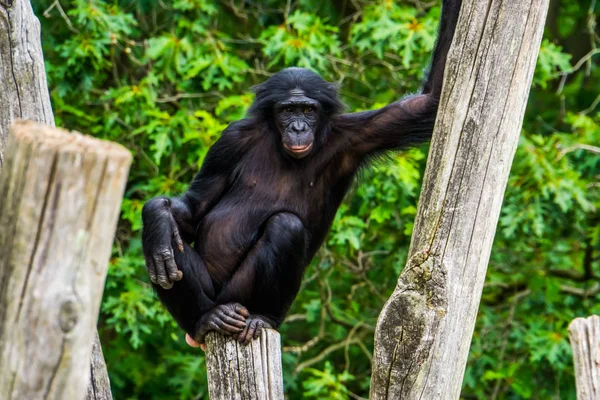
[283,107,293,114]
[304,106,316,115]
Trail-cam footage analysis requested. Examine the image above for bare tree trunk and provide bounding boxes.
[0,0,54,165]
[0,122,131,399]
[0,2,114,398]
[569,315,600,400]
[370,0,549,398]
[86,332,114,400]
[205,330,284,400]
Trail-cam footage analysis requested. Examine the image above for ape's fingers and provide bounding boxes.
[171,216,185,253]
[237,326,250,343]
[218,314,247,329]
[239,320,259,344]
[153,255,173,289]
[223,306,247,322]
[164,254,182,281]
[145,256,158,284]
[246,322,258,344]
[253,321,263,340]
[215,320,244,334]
[232,303,250,318]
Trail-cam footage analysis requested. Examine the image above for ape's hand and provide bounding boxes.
[142,198,184,289]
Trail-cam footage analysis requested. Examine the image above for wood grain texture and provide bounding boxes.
[0,0,54,166]
[0,2,114,397]
[86,332,114,400]
[569,316,600,400]
[370,0,549,398]
[0,122,131,400]
[205,329,284,400]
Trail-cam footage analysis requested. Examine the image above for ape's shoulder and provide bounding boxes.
[207,118,257,160]
[222,118,256,137]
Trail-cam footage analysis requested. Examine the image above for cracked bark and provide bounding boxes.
[370,0,549,398]
[205,329,284,400]
[0,122,131,400]
[569,315,600,400]
[0,0,53,166]
[0,2,115,398]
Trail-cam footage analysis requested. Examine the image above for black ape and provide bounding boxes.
[142,0,461,344]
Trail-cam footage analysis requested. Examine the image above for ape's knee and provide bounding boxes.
[267,212,305,239]
[141,196,170,225]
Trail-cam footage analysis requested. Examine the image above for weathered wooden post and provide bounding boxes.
[86,332,114,400]
[205,330,284,399]
[0,0,54,164]
[0,122,131,399]
[569,315,600,400]
[370,0,549,398]
[1,1,114,397]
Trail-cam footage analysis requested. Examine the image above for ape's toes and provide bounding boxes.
[237,315,270,344]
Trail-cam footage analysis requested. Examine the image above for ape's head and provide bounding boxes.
[250,68,345,159]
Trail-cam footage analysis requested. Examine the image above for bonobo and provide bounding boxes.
[142,0,461,344]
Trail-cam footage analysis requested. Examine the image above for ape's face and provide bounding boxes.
[275,89,320,159]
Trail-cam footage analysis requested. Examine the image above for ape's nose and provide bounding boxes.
[290,121,306,135]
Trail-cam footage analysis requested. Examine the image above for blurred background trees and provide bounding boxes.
[33,0,599,398]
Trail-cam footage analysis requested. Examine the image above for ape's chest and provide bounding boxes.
[234,168,324,211]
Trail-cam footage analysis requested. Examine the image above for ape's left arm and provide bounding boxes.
[341,0,462,157]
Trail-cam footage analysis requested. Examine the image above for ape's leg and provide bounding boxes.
[214,212,308,343]
[154,241,247,338]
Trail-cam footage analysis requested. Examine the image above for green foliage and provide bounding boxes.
[351,3,439,65]
[534,39,572,89]
[261,11,342,70]
[302,362,355,399]
[34,0,600,398]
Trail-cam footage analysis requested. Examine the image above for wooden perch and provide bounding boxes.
[1,1,114,397]
[0,122,131,400]
[370,0,549,398]
[205,329,284,399]
[569,315,600,400]
[0,0,54,165]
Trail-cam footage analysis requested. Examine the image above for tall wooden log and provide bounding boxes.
[0,1,114,397]
[0,122,131,400]
[0,0,54,165]
[370,0,549,398]
[569,315,600,400]
[205,330,284,400]
[86,332,114,400]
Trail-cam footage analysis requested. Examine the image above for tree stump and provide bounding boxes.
[0,122,131,400]
[0,0,54,165]
[205,329,284,399]
[569,315,600,400]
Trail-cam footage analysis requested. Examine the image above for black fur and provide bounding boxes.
[142,0,462,344]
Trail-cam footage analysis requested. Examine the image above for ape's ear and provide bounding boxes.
[250,82,264,94]
[323,82,340,95]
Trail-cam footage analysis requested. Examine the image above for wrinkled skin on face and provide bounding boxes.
[275,89,320,159]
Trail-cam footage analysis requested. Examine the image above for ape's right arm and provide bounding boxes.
[142,124,246,288]
[141,179,227,289]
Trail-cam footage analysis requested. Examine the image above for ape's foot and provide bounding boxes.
[186,333,207,351]
[236,315,273,344]
[194,303,249,343]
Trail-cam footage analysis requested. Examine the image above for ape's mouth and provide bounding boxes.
[284,143,313,157]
